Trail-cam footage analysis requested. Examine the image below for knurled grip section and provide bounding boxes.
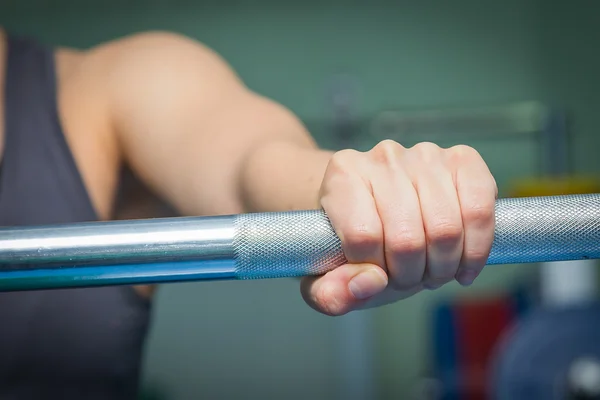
[233,210,347,279]
[488,193,600,264]
[233,194,600,279]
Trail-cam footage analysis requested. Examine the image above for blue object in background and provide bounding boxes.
[431,286,535,400]
[432,303,460,400]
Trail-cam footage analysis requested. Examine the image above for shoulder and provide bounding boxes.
[79,31,244,94]
[70,31,249,124]
[89,30,216,55]
[80,31,225,64]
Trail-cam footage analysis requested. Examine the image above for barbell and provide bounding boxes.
[0,193,599,291]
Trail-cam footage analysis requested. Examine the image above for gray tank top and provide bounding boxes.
[0,34,151,399]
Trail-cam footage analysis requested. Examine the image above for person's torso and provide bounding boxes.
[0,32,152,399]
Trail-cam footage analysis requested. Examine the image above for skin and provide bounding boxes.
[0,29,497,316]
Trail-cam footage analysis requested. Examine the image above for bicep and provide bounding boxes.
[107,32,315,216]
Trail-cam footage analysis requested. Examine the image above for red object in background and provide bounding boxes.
[454,297,516,400]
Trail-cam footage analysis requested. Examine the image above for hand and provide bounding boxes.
[300,140,497,316]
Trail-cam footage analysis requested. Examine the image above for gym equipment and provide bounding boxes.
[0,193,599,291]
[371,101,598,307]
[510,177,600,308]
[490,302,600,400]
[430,290,528,400]
[370,101,600,399]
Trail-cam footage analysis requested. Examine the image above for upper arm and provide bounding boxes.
[96,32,316,216]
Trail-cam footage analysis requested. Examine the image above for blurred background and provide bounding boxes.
[1,0,599,399]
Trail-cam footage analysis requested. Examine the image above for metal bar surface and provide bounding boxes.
[0,193,599,291]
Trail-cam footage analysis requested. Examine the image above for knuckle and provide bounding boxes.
[387,234,426,256]
[428,221,463,245]
[464,248,491,266]
[377,139,402,150]
[344,225,381,248]
[448,144,480,160]
[413,141,441,155]
[370,139,403,165]
[462,201,495,225]
[408,142,442,164]
[329,149,361,171]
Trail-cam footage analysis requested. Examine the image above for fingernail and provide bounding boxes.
[456,270,478,286]
[348,268,388,300]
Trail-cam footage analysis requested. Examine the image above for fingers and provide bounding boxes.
[449,145,497,286]
[301,264,388,316]
[307,150,388,315]
[407,143,465,289]
[301,265,425,316]
[306,141,497,316]
[319,149,386,269]
[368,141,427,291]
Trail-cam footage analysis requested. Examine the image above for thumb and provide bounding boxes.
[300,263,388,316]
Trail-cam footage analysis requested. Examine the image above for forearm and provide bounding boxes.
[239,140,334,212]
[102,31,335,216]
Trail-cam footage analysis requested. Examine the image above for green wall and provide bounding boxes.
[537,2,600,175]
[1,1,598,399]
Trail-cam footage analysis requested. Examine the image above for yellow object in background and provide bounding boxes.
[509,176,600,197]
[510,176,600,308]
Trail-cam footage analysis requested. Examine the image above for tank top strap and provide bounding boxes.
[0,33,97,226]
